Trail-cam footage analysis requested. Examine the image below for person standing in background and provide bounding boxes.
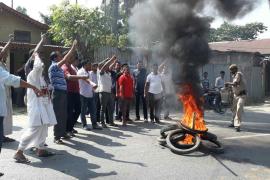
[159,61,174,120]
[89,63,100,123]
[133,60,148,122]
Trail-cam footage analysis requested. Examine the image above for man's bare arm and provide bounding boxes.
[100,55,117,73]
[158,60,168,73]
[31,33,46,58]
[144,82,150,97]
[57,40,77,68]
[0,35,13,61]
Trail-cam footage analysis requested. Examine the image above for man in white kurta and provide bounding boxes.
[14,53,57,162]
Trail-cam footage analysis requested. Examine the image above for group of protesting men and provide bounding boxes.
[0,34,247,175]
[0,35,174,166]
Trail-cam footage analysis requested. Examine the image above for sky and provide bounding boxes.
[1,0,270,39]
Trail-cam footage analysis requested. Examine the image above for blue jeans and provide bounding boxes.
[80,95,97,127]
[0,116,3,153]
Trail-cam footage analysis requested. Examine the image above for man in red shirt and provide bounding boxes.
[118,65,134,126]
[62,54,88,137]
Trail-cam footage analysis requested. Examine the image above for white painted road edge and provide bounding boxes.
[224,134,270,140]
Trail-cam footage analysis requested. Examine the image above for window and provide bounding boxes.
[14,30,31,43]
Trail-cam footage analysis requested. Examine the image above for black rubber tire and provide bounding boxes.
[157,136,166,146]
[160,124,181,138]
[166,129,201,155]
[201,132,217,141]
[201,139,224,154]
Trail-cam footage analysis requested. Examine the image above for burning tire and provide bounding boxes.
[160,124,181,138]
[166,129,201,155]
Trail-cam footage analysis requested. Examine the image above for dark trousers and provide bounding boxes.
[52,90,67,139]
[99,92,113,124]
[0,116,3,153]
[67,92,81,132]
[120,98,132,124]
[80,95,97,127]
[148,93,162,121]
[94,93,101,122]
[135,92,148,120]
[115,97,120,118]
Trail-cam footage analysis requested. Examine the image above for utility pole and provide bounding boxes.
[11,0,13,8]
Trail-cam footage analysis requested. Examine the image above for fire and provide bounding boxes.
[178,84,207,144]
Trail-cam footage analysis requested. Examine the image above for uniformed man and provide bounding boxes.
[225,64,247,132]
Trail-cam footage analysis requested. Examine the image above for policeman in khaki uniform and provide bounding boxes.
[225,64,246,132]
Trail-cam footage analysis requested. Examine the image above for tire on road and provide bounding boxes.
[166,129,201,155]
[160,124,181,138]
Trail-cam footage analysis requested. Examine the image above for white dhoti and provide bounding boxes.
[18,125,48,150]
[3,94,12,136]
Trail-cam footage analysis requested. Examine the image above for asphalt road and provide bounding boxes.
[0,102,270,180]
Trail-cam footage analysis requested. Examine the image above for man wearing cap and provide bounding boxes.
[225,64,247,132]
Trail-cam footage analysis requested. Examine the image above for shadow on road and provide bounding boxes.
[28,149,117,179]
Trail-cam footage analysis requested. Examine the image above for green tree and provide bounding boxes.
[209,22,267,42]
[49,0,115,58]
[16,6,27,15]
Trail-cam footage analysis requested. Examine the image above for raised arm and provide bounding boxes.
[0,34,13,61]
[98,58,110,69]
[100,55,117,73]
[32,33,46,58]
[109,59,117,71]
[158,60,168,73]
[57,40,77,68]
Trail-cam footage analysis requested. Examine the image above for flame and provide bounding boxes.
[178,84,207,144]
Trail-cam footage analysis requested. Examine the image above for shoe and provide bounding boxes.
[44,143,48,147]
[164,116,172,120]
[3,136,16,143]
[109,123,119,127]
[150,119,155,123]
[61,133,72,139]
[0,172,3,177]
[92,125,102,130]
[72,129,78,134]
[54,139,65,145]
[236,127,241,132]
[102,123,108,128]
[155,120,161,124]
[135,117,140,121]
[228,124,234,128]
[66,132,75,137]
[83,125,91,131]
[144,119,148,123]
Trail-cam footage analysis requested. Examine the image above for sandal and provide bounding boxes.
[13,154,31,164]
[37,150,55,157]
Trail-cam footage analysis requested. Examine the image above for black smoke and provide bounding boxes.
[129,0,261,103]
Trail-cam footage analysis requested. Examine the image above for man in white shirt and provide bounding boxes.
[97,56,118,128]
[215,71,225,90]
[78,60,102,130]
[144,64,164,123]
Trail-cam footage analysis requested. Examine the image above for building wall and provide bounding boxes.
[0,12,46,43]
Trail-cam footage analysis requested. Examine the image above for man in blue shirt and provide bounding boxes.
[48,40,78,144]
